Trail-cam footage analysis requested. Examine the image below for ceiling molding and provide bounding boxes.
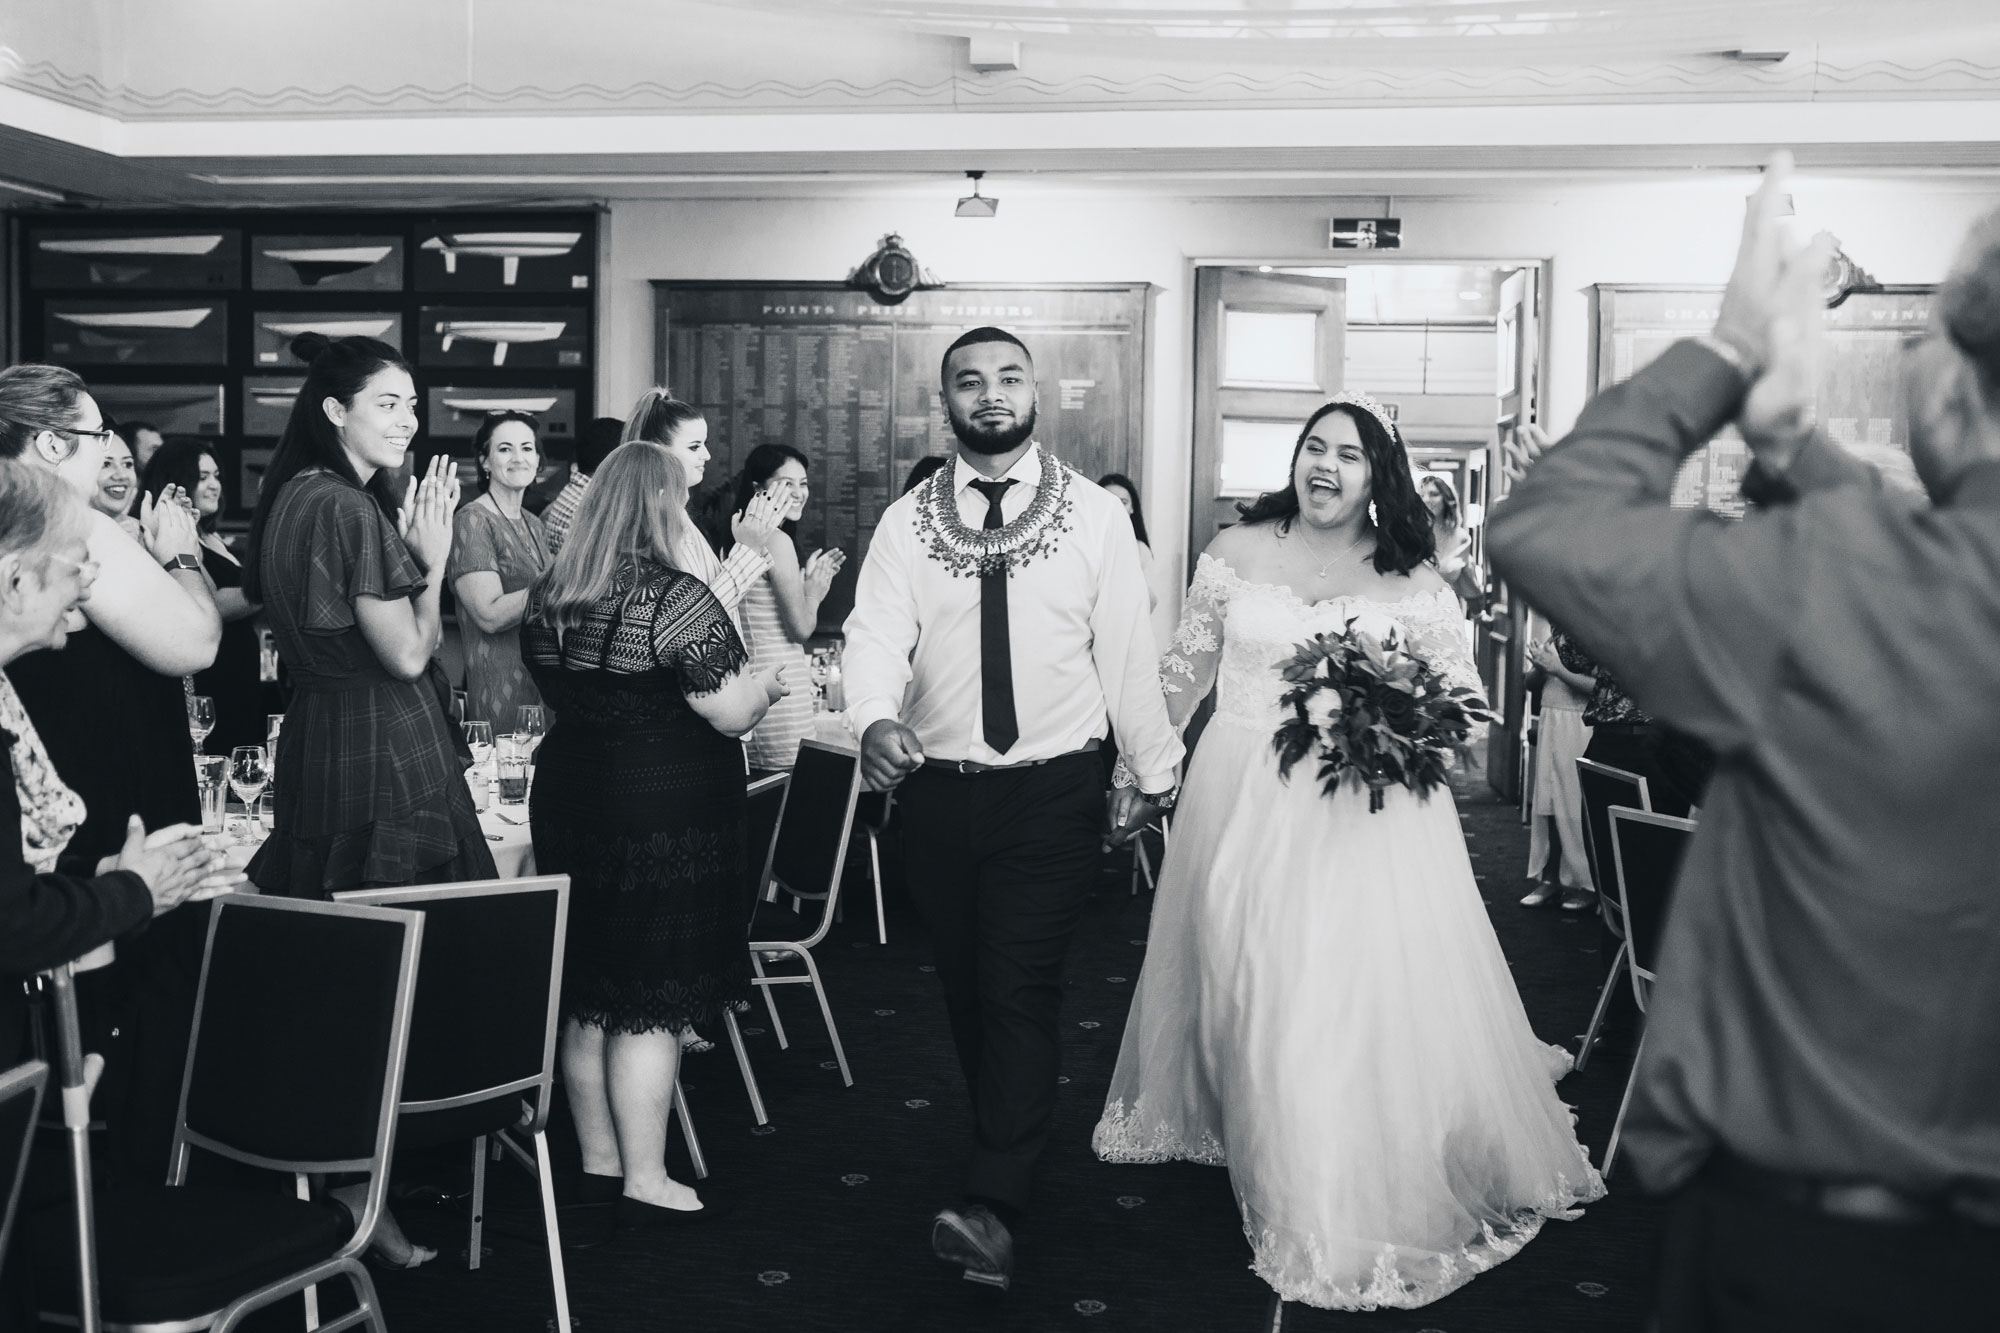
[9,42,2000,121]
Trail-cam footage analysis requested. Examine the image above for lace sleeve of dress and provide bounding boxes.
[649,573,750,696]
[1399,590,1490,742]
[1111,552,1243,788]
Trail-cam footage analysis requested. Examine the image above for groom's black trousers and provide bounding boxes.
[897,749,1105,1215]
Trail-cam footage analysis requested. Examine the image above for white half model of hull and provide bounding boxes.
[53,307,214,331]
[440,396,561,414]
[262,245,395,285]
[259,318,397,340]
[41,235,225,257]
[435,320,566,366]
[421,232,582,285]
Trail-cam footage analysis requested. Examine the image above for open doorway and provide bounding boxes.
[1189,260,1546,798]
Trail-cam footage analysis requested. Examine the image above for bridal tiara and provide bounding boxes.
[1321,391,1400,443]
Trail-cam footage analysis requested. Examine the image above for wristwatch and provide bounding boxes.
[161,553,201,573]
[1141,786,1179,812]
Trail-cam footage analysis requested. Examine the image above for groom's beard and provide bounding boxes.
[948,399,1038,456]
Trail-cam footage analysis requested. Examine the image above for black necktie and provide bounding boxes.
[968,478,1019,754]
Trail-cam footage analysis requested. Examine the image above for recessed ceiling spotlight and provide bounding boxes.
[1258,265,1274,273]
[955,171,998,218]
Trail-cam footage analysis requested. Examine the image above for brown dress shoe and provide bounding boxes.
[932,1203,1014,1291]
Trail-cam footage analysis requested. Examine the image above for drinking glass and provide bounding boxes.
[229,745,269,824]
[497,735,530,806]
[256,791,276,835]
[463,720,495,770]
[194,756,228,832]
[265,714,283,797]
[188,695,216,754]
[514,704,546,756]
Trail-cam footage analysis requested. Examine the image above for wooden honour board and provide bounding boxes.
[653,282,1152,628]
[1590,285,1934,518]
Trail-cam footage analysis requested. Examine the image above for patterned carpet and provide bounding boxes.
[290,765,1659,1333]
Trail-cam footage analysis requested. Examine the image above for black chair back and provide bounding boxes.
[174,896,423,1176]
[763,741,863,905]
[0,1059,47,1265]
[335,876,568,1145]
[1608,807,1695,992]
[746,771,789,901]
[1576,758,1651,925]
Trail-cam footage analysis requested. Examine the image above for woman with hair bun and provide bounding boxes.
[244,331,494,1264]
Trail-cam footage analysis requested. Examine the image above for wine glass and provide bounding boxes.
[514,704,546,756]
[188,695,216,755]
[228,746,269,842]
[463,720,495,770]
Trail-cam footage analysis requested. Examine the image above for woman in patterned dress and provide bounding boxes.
[523,441,786,1226]
[448,409,551,733]
[714,445,844,770]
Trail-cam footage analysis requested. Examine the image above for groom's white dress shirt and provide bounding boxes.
[843,445,1183,793]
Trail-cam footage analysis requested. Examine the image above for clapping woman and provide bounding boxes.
[720,445,844,770]
[447,410,551,732]
[0,363,224,1185]
[523,441,785,1227]
[243,332,495,1265]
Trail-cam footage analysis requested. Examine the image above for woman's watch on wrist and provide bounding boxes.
[161,553,201,573]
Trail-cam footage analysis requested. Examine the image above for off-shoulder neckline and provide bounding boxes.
[1194,551,1455,616]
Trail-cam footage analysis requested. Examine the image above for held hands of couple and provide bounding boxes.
[398,455,461,574]
[1104,785,1163,848]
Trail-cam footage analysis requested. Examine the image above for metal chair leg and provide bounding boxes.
[529,1128,573,1333]
[468,1135,487,1270]
[670,1073,708,1180]
[868,827,888,945]
[752,951,791,1049]
[797,949,853,1087]
[1573,940,1629,1072]
[47,964,102,1333]
[1602,1028,1646,1178]
[721,1007,768,1126]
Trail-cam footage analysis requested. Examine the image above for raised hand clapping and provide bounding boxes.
[399,454,461,574]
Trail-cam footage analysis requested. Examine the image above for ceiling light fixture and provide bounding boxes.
[955,171,998,219]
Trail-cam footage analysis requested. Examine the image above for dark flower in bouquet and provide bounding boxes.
[1271,608,1496,813]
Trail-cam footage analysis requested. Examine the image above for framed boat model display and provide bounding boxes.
[44,300,229,365]
[419,307,586,368]
[89,383,227,437]
[251,235,404,291]
[253,311,404,364]
[424,386,577,442]
[29,228,242,290]
[18,209,596,522]
[1590,283,1935,517]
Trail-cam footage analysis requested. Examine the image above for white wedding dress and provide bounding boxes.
[1094,554,1605,1310]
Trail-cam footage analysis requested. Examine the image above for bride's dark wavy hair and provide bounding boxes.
[1234,400,1435,575]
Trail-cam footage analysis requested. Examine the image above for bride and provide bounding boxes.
[1094,393,1603,1310]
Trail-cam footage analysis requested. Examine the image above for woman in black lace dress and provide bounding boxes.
[523,441,785,1227]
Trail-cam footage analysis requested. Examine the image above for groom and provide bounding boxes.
[843,327,1183,1290]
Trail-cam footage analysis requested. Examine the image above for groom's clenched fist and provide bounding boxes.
[861,720,926,791]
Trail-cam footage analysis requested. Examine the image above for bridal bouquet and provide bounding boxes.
[1271,609,1496,813]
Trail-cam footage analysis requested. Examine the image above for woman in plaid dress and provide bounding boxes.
[245,335,495,901]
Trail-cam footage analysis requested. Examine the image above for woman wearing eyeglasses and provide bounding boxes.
[0,362,225,1186]
[448,410,551,734]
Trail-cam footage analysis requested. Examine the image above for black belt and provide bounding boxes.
[1589,720,1657,736]
[1710,1150,2000,1229]
[923,738,1099,776]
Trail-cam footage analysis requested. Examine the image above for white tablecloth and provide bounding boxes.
[479,802,536,879]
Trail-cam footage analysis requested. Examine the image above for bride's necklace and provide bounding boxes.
[1294,524,1370,579]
